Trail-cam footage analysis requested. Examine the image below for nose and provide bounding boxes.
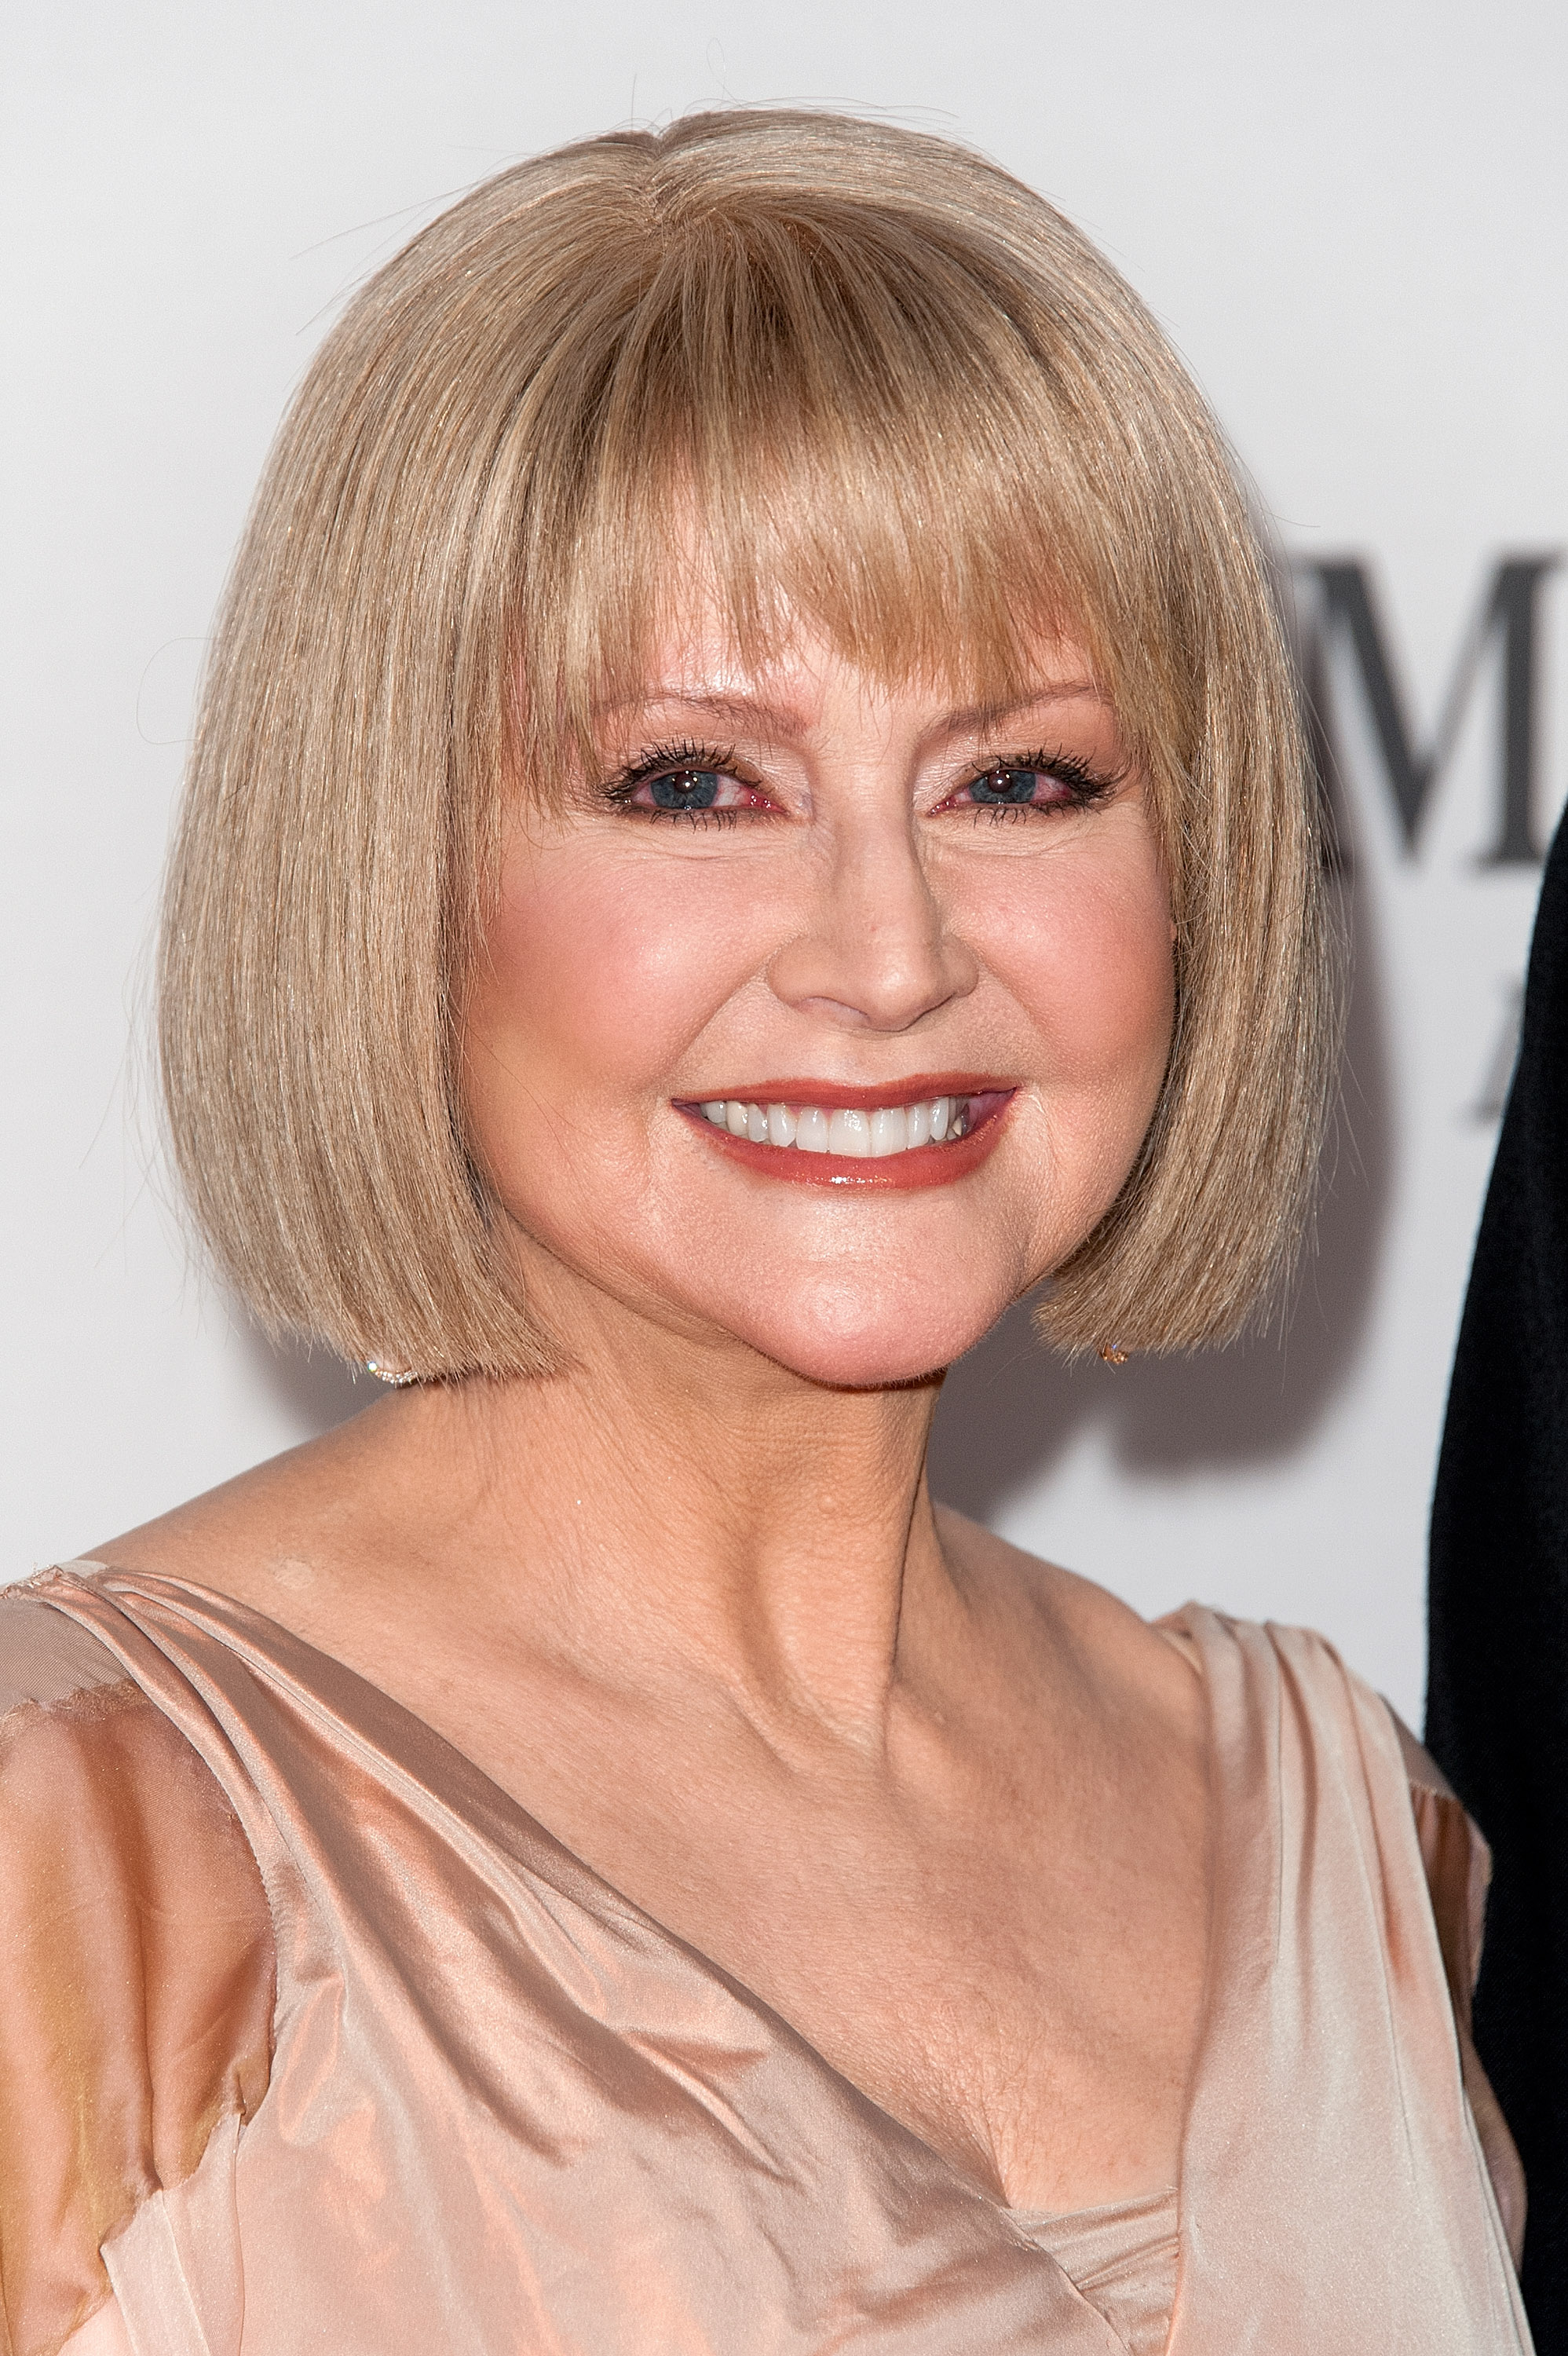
[766,807,979,1033]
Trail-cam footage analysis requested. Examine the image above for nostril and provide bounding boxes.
[766,929,979,1033]
[786,995,883,1029]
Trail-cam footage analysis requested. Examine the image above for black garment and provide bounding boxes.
[1430,810,1568,2349]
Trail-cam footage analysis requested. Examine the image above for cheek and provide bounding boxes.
[467,840,753,1102]
[969,836,1175,1119]
[1047,875,1173,1088]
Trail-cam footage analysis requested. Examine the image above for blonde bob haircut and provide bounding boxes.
[159,108,1336,1379]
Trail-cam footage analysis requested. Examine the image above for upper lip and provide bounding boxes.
[674,1074,1015,1111]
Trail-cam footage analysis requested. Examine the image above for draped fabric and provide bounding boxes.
[0,1565,1531,2354]
[1430,810,1568,2350]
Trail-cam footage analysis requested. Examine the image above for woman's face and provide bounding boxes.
[462,605,1175,1387]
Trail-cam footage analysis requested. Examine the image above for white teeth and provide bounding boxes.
[869,1107,908,1158]
[696,1094,977,1158]
[828,1107,871,1157]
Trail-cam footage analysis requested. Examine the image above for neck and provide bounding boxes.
[383,1286,954,1751]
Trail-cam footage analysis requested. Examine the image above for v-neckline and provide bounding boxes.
[51,1558,1231,2347]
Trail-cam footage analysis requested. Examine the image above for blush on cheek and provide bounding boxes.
[1057,899,1174,1092]
[1004,852,1175,1096]
[459,840,719,1265]
[462,830,799,1227]
[970,840,1176,1261]
[475,839,747,1092]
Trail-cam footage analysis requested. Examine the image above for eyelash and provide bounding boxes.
[948,749,1115,820]
[600,740,1117,825]
[601,741,758,829]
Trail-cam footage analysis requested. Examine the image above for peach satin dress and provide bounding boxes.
[0,1564,1532,2356]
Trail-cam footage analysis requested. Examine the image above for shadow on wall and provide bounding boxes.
[247,1330,369,1436]
[247,869,1393,1516]
[929,865,1392,1520]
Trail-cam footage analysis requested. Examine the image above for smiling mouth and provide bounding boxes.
[674,1082,1016,1184]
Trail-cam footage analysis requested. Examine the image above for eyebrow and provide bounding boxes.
[596,691,813,738]
[933,686,1108,734]
[596,682,1109,740]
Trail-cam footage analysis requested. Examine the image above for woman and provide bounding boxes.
[0,110,1528,2354]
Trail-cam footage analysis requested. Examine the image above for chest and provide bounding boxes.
[485,1704,1211,2214]
[68,1580,1527,2355]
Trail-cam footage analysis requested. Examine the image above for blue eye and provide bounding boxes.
[649,769,721,810]
[968,766,1041,805]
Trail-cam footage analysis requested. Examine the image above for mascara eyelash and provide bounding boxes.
[601,740,744,805]
[955,749,1120,818]
[991,748,1116,800]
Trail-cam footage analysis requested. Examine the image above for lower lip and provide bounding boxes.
[676,1092,1016,1188]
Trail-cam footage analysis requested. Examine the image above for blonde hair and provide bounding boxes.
[159,108,1336,1376]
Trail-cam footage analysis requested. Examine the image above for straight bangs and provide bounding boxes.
[501,189,1208,866]
[534,227,1111,776]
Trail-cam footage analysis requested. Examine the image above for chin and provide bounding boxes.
[720,1275,1010,1391]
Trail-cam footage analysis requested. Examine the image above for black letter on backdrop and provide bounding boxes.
[1297,556,1561,863]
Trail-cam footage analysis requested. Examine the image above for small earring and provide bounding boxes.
[1098,1341,1129,1366]
[364,1357,422,1386]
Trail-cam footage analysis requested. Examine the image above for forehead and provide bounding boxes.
[593,594,1112,746]
[547,426,1129,764]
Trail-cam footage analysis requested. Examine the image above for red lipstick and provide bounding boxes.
[674,1082,1016,1190]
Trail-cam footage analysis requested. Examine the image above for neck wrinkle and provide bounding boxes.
[414,1313,955,1758]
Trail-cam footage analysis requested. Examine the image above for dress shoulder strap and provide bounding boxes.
[1385,1699,1526,2266]
[0,1578,276,2356]
[0,1581,124,1710]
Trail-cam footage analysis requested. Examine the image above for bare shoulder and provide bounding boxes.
[934,1503,1204,1729]
[83,1386,503,1721]
[89,1393,412,1607]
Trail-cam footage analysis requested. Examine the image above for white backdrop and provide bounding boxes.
[5,0,1566,1722]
